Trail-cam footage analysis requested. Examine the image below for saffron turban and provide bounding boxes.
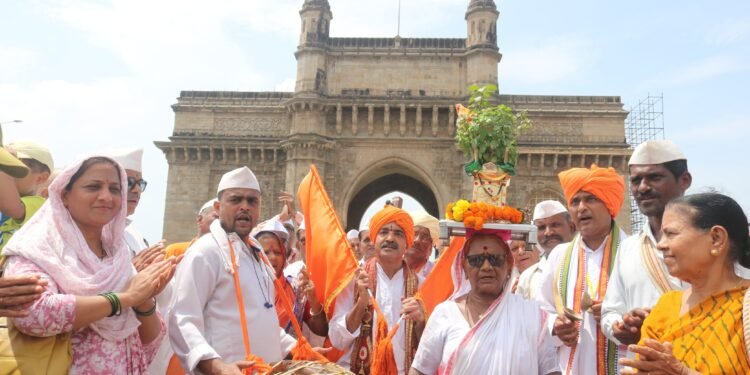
[369,205,415,248]
[558,165,625,218]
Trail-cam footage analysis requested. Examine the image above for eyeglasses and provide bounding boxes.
[127,177,148,192]
[466,253,505,268]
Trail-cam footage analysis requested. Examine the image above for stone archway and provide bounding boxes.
[345,173,439,230]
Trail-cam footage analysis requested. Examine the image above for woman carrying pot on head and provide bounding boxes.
[3,155,180,374]
[409,229,560,375]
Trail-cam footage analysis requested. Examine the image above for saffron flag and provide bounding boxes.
[415,236,466,318]
[297,164,359,315]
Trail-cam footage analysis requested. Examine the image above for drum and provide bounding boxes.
[267,360,354,375]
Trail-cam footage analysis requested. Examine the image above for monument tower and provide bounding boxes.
[156,0,631,242]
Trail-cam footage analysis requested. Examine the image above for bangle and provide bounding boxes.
[99,292,121,317]
[309,306,325,318]
[133,298,157,317]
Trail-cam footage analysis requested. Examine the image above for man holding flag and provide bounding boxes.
[329,205,426,375]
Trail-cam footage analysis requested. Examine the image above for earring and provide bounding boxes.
[710,248,719,256]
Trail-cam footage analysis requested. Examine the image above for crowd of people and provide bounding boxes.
[0,138,748,375]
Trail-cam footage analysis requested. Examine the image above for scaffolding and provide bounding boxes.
[625,94,664,234]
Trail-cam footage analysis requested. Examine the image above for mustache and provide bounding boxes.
[235,212,252,220]
[636,192,661,201]
[380,241,399,250]
[541,234,563,245]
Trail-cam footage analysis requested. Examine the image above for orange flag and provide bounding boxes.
[297,164,359,315]
[415,236,466,318]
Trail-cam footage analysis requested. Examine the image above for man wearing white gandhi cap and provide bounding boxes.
[169,166,296,374]
[107,148,157,257]
[601,140,692,349]
[515,200,576,299]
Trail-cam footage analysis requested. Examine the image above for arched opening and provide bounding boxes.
[346,173,439,230]
[358,191,428,230]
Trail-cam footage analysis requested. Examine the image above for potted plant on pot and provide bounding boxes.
[455,84,531,206]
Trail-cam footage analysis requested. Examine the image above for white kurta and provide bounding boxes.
[284,260,305,279]
[124,219,148,257]
[169,220,295,373]
[516,256,547,300]
[123,219,174,374]
[416,260,434,279]
[411,297,559,374]
[535,231,628,375]
[601,224,684,346]
[329,263,423,375]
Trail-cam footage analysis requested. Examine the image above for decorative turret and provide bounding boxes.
[299,0,332,46]
[466,0,499,49]
[295,0,332,94]
[464,0,500,90]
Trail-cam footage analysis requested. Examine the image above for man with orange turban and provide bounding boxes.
[535,165,629,375]
[329,205,425,375]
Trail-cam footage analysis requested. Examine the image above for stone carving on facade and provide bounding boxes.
[214,117,285,136]
[156,0,632,242]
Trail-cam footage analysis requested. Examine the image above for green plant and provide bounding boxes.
[455,84,532,175]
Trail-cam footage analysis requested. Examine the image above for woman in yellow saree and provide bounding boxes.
[620,193,750,374]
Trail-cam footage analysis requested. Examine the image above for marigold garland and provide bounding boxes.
[445,200,523,230]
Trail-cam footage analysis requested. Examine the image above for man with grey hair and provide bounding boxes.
[515,200,575,299]
[164,199,218,259]
[406,210,439,278]
[601,140,691,347]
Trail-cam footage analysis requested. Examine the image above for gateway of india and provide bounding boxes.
[155,0,632,242]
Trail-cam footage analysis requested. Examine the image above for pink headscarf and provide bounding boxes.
[449,229,513,300]
[3,155,140,341]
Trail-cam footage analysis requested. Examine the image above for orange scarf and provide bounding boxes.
[350,259,419,375]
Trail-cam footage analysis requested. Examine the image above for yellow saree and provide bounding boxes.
[640,287,750,374]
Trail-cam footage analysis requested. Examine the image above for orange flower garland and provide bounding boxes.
[445,200,523,230]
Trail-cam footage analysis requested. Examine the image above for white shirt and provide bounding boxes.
[329,263,423,375]
[415,260,434,279]
[516,256,547,300]
[535,230,628,375]
[169,220,295,373]
[123,219,175,374]
[284,260,305,279]
[601,224,684,345]
[124,219,148,257]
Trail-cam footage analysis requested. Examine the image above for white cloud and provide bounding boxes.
[329,0,466,37]
[0,47,38,80]
[642,55,748,87]
[704,18,750,45]
[672,114,750,144]
[500,36,598,84]
[660,55,746,86]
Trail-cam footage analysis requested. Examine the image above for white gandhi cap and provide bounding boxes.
[629,140,686,165]
[347,229,359,240]
[199,199,217,215]
[107,148,143,172]
[532,200,568,221]
[217,166,260,195]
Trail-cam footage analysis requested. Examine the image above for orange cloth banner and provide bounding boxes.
[415,236,465,318]
[297,164,360,316]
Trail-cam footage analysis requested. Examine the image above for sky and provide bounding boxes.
[1,0,748,241]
